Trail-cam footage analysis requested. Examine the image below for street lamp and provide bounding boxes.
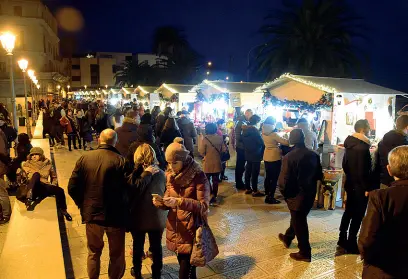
[208,61,212,67]
[226,76,229,80]
[105,85,108,89]
[67,85,70,91]
[84,85,87,90]
[17,59,32,138]
[0,32,18,130]
[206,71,210,76]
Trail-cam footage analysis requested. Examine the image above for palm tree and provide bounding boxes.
[256,0,366,79]
[115,60,165,86]
[152,26,188,58]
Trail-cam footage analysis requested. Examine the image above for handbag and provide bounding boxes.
[205,137,230,162]
[190,205,219,267]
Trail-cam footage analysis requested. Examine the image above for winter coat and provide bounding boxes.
[342,133,374,194]
[128,167,167,231]
[53,106,63,124]
[68,145,136,227]
[60,116,73,134]
[22,158,57,185]
[234,117,247,150]
[162,157,210,254]
[359,180,408,278]
[115,118,139,156]
[177,117,197,154]
[155,114,169,138]
[377,130,408,186]
[242,125,264,162]
[262,124,289,162]
[67,116,78,134]
[198,134,226,174]
[278,145,323,211]
[0,129,9,177]
[160,128,182,149]
[43,111,53,133]
[127,125,166,170]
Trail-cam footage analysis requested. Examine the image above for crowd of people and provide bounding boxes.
[0,97,407,278]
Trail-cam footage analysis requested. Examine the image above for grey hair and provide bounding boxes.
[99,129,118,146]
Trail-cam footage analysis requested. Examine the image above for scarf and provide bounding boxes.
[167,156,202,187]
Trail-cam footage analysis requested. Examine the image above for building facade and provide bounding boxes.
[0,0,69,108]
[66,52,164,89]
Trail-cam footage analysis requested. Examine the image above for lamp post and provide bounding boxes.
[0,32,18,130]
[18,59,32,138]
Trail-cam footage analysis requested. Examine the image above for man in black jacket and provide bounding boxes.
[338,119,374,254]
[359,145,408,278]
[376,115,408,187]
[278,129,323,262]
[242,114,264,197]
[68,129,155,279]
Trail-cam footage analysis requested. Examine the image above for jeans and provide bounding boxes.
[131,230,163,278]
[245,161,261,192]
[177,253,196,279]
[339,190,368,239]
[206,173,220,197]
[264,160,282,198]
[67,133,80,150]
[235,148,246,188]
[28,172,67,210]
[285,209,312,256]
[86,223,126,279]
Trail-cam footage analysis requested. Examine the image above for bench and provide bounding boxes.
[0,138,66,279]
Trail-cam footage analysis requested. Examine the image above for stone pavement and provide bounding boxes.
[53,145,363,279]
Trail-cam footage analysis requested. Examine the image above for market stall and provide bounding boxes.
[155,83,194,112]
[256,73,405,209]
[134,86,157,109]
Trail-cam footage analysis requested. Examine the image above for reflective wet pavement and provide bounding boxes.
[53,145,362,279]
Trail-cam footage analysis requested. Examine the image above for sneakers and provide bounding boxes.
[244,189,253,195]
[252,191,265,197]
[265,196,281,204]
[278,233,292,248]
[290,252,311,262]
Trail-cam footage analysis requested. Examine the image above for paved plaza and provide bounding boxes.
[52,144,363,279]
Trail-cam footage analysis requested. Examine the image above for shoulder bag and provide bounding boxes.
[190,205,219,267]
[205,136,230,162]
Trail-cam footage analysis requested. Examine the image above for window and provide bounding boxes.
[112,65,119,73]
[90,64,100,85]
[72,64,80,70]
[19,31,24,50]
[13,6,22,16]
[126,56,133,61]
[72,76,81,81]
[0,62,6,72]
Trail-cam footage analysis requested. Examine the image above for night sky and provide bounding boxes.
[44,0,408,92]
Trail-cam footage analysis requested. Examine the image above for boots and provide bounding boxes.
[130,267,143,279]
[347,237,360,254]
[278,233,292,248]
[290,252,311,262]
[337,232,348,249]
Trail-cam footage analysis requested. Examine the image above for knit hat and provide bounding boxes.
[30,147,44,156]
[289,129,305,145]
[165,139,190,162]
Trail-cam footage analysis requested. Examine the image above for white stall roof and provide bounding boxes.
[256,74,405,95]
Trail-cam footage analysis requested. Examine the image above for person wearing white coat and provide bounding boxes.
[262,116,289,204]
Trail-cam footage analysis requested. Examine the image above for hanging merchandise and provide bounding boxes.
[262,90,333,112]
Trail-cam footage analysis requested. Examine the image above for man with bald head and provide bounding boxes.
[68,129,147,279]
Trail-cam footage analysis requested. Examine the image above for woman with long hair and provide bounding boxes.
[160,118,182,151]
[128,144,165,279]
[153,139,210,279]
[262,116,289,204]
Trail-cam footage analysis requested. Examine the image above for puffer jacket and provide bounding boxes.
[262,124,289,162]
[177,117,197,154]
[242,125,264,162]
[22,158,57,185]
[163,158,210,254]
[198,134,226,173]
